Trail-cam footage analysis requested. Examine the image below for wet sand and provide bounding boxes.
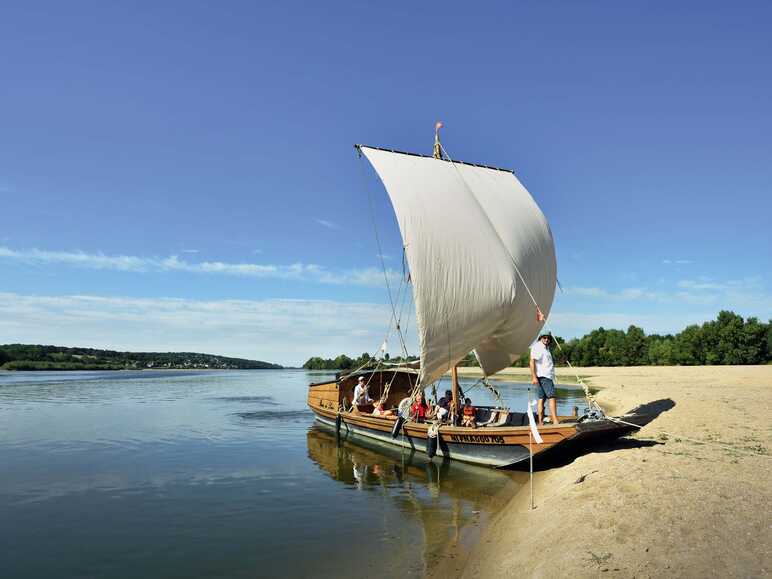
[439,365,772,578]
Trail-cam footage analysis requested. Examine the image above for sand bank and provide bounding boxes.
[452,365,771,578]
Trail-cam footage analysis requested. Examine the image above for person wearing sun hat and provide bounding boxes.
[353,376,373,407]
[529,333,559,426]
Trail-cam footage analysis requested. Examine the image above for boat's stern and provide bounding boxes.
[307,379,341,414]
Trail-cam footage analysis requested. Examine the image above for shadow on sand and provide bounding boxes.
[512,398,676,472]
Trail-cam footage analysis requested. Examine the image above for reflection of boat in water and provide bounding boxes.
[308,132,654,468]
[306,421,517,491]
[306,424,520,573]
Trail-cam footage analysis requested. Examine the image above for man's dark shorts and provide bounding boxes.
[536,377,556,400]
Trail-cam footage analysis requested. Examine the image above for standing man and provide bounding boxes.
[530,334,559,426]
[353,376,373,407]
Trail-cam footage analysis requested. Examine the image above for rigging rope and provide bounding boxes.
[438,141,598,412]
[357,148,411,360]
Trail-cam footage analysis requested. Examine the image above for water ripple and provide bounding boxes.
[233,409,312,422]
[210,395,278,405]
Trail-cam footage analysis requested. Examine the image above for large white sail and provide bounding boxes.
[360,146,556,385]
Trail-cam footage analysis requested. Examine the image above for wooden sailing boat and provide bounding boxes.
[307,128,651,468]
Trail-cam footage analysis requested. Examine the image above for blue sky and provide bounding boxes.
[1,1,770,366]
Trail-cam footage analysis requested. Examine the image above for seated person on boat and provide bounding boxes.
[371,402,395,418]
[410,392,429,423]
[462,397,477,428]
[435,389,452,423]
[353,376,373,411]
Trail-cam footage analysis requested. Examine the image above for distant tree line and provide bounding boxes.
[305,311,770,370]
[555,310,768,366]
[0,344,283,371]
[302,352,419,371]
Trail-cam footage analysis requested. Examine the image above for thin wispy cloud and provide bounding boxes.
[0,292,415,366]
[160,255,282,277]
[663,259,693,265]
[676,277,769,311]
[0,246,401,287]
[181,249,199,254]
[564,287,659,301]
[315,219,339,230]
[677,280,725,291]
[0,246,148,271]
[565,287,608,298]
[549,311,713,337]
[564,277,770,316]
[676,277,760,292]
[336,267,401,287]
[672,291,718,306]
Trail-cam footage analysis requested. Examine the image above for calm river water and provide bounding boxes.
[0,369,586,578]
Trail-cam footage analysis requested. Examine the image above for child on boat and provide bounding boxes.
[372,402,394,418]
[461,397,477,428]
[410,392,429,423]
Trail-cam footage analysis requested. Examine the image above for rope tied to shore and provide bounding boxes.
[606,415,772,459]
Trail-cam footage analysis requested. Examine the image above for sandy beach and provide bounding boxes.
[443,365,772,578]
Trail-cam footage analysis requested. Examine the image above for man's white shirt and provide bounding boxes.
[353,383,372,405]
[530,341,555,380]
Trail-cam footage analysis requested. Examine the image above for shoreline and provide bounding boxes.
[437,365,772,578]
[0,367,286,372]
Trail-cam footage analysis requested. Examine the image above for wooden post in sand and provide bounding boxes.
[528,386,534,510]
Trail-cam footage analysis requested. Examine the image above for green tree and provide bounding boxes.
[674,325,701,365]
[714,310,744,364]
[302,357,326,370]
[458,351,480,367]
[739,316,767,364]
[600,329,626,366]
[647,335,674,365]
[624,325,648,366]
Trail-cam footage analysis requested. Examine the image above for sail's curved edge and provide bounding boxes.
[360,146,556,385]
[463,167,557,376]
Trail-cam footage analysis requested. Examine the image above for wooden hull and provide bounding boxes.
[312,410,525,467]
[307,373,646,469]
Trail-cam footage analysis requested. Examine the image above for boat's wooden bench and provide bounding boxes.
[476,408,529,427]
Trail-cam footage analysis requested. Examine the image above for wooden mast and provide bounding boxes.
[433,121,443,159]
[451,364,459,421]
[433,120,461,418]
[434,120,460,419]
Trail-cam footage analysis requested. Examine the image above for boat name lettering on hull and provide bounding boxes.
[449,434,505,444]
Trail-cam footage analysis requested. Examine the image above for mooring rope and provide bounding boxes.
[604,415,771,459]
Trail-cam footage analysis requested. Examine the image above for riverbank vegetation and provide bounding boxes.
[304,310,770,370]
[303,352,418,371]
[539,310,769,367]
[0,344,282,371]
